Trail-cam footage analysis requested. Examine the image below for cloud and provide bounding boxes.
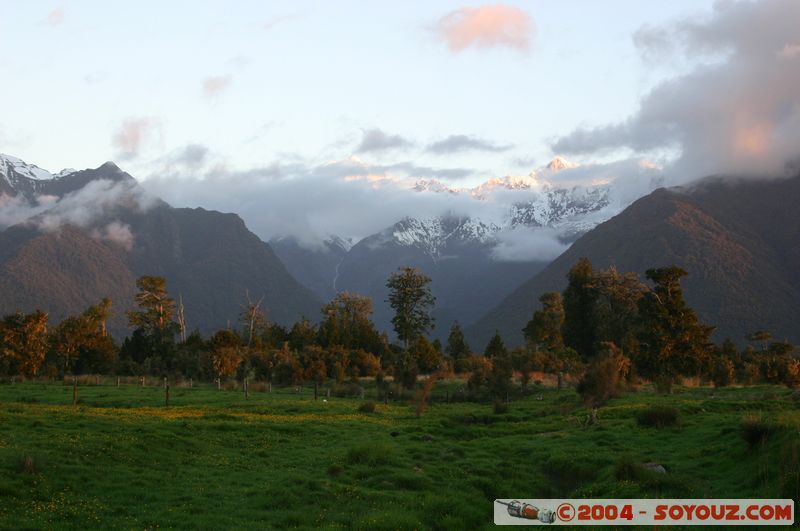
[491,226,569,262]
[554,0,800,181]
[90,221,134,251]
[263,14,297,31]
[84,71,108,85]
[202,75,232,99]
[778,43,800,59]
[0,179,156,253]
[45,7,64,27]
[139,147,665,262]
[172,144,209,169]
[436,4,533,53]
[428,134,512,154]
[355,128,413,154]
[141,155,497,248]
[112,117,163,160]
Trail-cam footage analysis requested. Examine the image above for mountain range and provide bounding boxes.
[3,152,798,351]
[272,158,617,340]
[467,172,800,349]
[0,154,320,337]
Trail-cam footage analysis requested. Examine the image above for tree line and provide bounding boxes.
[1,260,797,401]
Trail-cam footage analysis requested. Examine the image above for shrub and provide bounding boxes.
[18,455,37,475]
[493,400,509,414]
[636,406,679,428]
[711,357,735,388]
[358,401,377,413]
[345,443,395,466]
[577,344,629,407]
[741,416,772,449]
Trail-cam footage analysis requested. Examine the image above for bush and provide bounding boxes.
[577,344,629,407]
[18,455,37,475]
[345,443,395,466]
[358,401,377,413]
[492,400,509,414]
[636,406,679,428]
[741,416,772,449]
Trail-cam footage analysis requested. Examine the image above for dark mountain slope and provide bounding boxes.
[0,161,321,336]
[467,174,800,349]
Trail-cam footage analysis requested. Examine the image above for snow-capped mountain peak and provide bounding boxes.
[546,155,578,172]
[413,179,460,194]
[54,168,77,179]
[0,153,54,182]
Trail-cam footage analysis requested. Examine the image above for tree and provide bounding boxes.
[636,266,714,392]
[385,267,435,348]
[240,294,267,347]
[0,311,49,377]
[318,292,383,353]
[445,321,470,360]
[587,267,646,355]
[210,330,242,380]
[127,276,176,334]
[746,330,772,352]
[411,335,442,374]
[51,299,116,375]
[523,292,564,352]
[488,351,514,399]
[562,258,597,359]
[288,318,317,351]
[562,259,646,360]
[484,331,507,359]
[577,342,630,407]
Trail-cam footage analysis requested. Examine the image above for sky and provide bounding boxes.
[2,0,799,247]
[1,0,713,177]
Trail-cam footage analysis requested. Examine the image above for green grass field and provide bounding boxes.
[0,380,797,530]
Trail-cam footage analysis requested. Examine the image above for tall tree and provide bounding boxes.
[318,292,382,353]
[637,266,714,392]
[209,329,242,380]
[385,267,435,349]
[288,318,317,352]
[127,276,176,334]
[484,330,507,359]
[445,321,470,360]
[523,292,565,352]
[0,311,49,377]
[52,299,116,374]
[562,257,596,359]
[240,295,267,347]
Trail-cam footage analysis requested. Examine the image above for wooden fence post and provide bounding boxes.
[72,377,78,407]
[165,383,170,407]
[244,378,249,399]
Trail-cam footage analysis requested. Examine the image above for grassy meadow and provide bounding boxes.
[0,379,798,529]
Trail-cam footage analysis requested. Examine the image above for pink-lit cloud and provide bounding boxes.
[553,0,800,180]
[202,75,232,99]
[45,7,64,26]
[778,43,800,59]
[112,117,162,159]
[436,4,533,53]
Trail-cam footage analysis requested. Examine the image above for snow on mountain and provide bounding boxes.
[389,215,499,260]
[387,157,615,258]
[0,153,53,182]
[546,155,579,172]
